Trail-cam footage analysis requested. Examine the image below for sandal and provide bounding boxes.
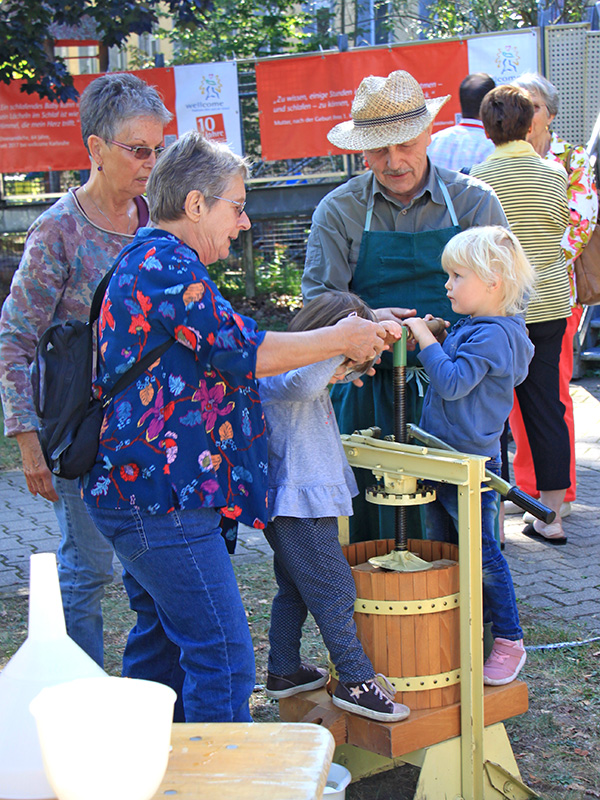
[521,522,567,546]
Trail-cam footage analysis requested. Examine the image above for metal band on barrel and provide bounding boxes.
[386,670,461,691]
[328,662,461,691]
[354,593,459,615]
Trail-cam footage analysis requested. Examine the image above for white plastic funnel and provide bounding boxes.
[30,677,176,800]
[0,553,106,799]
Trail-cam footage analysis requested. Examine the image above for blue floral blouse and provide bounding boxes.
[82,227,268,528]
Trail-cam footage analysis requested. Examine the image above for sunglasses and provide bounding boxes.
[212,195,247,217]
[110,140,165,160]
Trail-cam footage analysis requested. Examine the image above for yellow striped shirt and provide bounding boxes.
[471,140,570,323]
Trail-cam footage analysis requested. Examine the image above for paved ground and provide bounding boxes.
[1,377,600,636]
[502,376,600,634]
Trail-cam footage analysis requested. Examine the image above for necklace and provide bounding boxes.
[81,185,134,235]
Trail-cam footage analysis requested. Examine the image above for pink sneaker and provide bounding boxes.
[483,638,527,686]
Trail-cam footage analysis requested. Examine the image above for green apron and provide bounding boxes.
[331,173,463,543]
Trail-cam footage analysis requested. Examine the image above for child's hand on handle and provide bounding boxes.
[379,319,404,347]
[375,311,418,350]
[403,317,439,349]
[423,314,449,343]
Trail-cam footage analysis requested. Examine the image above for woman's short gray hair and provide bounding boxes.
[79,73,172,149]
[146,131,250,222]
[511,73,559,118]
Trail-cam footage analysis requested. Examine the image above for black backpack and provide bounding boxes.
[32,248,172,480]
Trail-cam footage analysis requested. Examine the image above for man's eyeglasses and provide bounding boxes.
[110,140,165,160]
[212,195,247,216]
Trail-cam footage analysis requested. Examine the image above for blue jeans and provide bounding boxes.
[53,476,114,666]
[87,505,255,722]
[424,457,523,641]
[265,517,374,683]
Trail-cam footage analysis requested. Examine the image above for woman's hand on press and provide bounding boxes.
[334,316,389,362]
[16,431,59,502]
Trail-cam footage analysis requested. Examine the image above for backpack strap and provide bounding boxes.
[101,338,174,407]
[89,241,141,325]
[89,239,176,407]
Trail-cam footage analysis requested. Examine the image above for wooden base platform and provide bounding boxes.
[279,681,528,760]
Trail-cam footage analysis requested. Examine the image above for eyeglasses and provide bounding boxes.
[110,140,165,160]
[212,195,247,216]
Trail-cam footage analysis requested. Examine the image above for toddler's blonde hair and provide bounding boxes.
[441,226,536,316]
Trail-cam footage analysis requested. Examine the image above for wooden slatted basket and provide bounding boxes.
[335,538,460,711]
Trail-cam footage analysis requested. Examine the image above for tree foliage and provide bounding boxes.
[0,0,213,102]
[163,0,337,64]
[2,0,592,105]
[389,0,591,39]
[125,0,337,161]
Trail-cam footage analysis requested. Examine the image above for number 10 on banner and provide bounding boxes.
[196,113,227,143]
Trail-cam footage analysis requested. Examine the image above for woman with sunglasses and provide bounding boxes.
[0,73,171,667]
[81,131,393,722]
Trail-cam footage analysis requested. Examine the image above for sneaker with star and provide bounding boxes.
[332,674,410,722]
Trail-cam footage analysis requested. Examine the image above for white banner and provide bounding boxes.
[173,63,242,155]
[467,30,540,86]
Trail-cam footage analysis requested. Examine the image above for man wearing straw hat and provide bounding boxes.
[302,69,508,543]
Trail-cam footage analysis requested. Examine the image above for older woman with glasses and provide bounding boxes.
[0,73,172,666]
[82,130,393,722]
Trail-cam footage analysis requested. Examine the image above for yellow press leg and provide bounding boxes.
[402,723,537,800]
[332,744,403,781]
[457,456,486,800]
[337,516,350,547]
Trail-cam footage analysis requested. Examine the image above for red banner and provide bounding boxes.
[0,69,178,174]
[256,41,468,161]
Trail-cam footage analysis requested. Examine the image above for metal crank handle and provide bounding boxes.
[503,486,556,524]
[424,316,447,338]
[407,423,556,524]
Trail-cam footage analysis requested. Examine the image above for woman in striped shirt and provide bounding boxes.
[510,73,599,522]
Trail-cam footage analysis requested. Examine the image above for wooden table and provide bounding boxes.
[151,722,336,800]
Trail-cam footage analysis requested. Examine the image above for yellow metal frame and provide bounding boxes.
[339,432,534,800]
[333,724,538,800]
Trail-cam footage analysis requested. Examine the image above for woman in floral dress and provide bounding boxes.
[82,131,393,723]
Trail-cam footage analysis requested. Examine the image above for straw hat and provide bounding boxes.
[327,70,450,151]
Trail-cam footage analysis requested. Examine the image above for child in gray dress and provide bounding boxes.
[259,291,409,722]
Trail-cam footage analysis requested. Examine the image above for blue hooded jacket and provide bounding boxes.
[418,315,534,457]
